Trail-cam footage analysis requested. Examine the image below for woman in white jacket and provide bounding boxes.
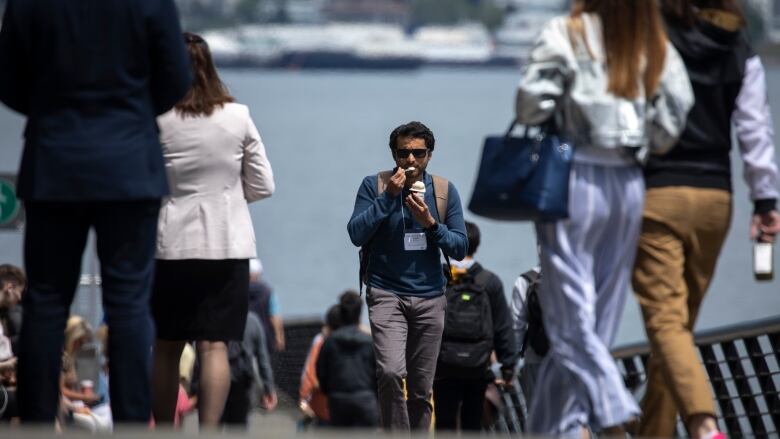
[515,0,693,436]
[150,32,274,427]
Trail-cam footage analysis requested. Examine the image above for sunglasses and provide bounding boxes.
[394,148,428,159]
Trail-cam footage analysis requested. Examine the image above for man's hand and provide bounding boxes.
[299,400,315,418]
[386,167,406,197]
[499,367,515,390]
[262,391,278,411]
[750,210,780,243]
[405,193,435,228]
[271,316,285,352]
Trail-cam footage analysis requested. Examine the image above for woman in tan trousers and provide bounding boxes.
[632,2,780,438]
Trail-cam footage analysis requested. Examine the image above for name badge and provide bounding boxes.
[404,233,427,251]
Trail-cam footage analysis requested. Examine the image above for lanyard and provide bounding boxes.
[400,191,410,234]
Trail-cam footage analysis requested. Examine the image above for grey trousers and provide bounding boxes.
[366,287,446,431]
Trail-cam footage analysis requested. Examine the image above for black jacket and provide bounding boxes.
[645,13,759,199]
[316,325,376,397]
[436,262,519,379]
[0,0,191,201]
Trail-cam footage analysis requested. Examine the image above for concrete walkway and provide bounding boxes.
[0,409,517,438]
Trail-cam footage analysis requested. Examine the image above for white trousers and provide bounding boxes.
[528,162,643,435]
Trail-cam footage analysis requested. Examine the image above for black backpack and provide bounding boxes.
[519,270,550,357]
[228,340,254,385]
[439,270,493,369]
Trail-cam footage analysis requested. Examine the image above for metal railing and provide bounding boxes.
[279,316,780,437]
[612,316,780,438]
[272,318,324,408]
[492,316,780,438]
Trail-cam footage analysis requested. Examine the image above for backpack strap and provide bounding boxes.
[430,175,452,281]
[431,175,448,224]
[520,269,540,285]
[519,269,544,357]
[360,170,394,295]
[471,269,492,292]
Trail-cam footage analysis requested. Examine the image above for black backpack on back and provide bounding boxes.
[439,270,493,369]
[519,270,550,357]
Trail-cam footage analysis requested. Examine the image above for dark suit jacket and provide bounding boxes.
[0,0,191,201]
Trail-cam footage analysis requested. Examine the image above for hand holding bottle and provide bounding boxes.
[751,210,779,281]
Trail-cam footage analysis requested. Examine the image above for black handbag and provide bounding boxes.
[468,120,573,221]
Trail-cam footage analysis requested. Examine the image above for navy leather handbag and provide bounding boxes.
[468,120,573,221]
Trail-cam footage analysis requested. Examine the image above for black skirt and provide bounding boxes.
[151,259,249,341]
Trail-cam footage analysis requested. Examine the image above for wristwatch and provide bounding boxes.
[424,222,439,234]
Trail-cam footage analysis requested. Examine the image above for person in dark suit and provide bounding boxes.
[0,0,191,424]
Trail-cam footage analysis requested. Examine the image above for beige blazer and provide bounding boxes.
[155,103,274,260]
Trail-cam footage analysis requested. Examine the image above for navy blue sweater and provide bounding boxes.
[348,172,468,297]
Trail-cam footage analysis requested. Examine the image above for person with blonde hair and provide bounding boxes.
[60,316,112,433]
[515,0,693,435]
[150,32,274,428]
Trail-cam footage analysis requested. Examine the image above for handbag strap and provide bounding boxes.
[504,120,530,140]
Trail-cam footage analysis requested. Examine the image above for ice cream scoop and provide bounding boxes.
[410,181,426,195]
[404,167,416,175]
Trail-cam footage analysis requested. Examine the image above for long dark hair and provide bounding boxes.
[661,0,745,28]
[570,0,668,99]
[175,32,235,117]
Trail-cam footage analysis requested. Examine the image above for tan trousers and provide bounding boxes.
[631,187,732,437]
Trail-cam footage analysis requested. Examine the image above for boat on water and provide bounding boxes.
[411,24,518,68]
[203,22,523,70]
[204,23,422,70]
[493,0,565,61]
[201,0,571,71]
[269,49,423,70]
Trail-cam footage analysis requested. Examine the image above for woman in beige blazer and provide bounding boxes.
[150,32,274,427]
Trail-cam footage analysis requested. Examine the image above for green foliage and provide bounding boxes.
[410,0,505,31]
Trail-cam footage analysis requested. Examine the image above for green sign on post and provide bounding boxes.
[0,174,23,230]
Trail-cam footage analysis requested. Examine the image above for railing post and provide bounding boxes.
[744,336,780,433]
[508,381,527,433]
[721,340,768,437]
[700,344,743,437]
[640,353,649,370]
[770,332,780,371]
[621,357,643,392]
